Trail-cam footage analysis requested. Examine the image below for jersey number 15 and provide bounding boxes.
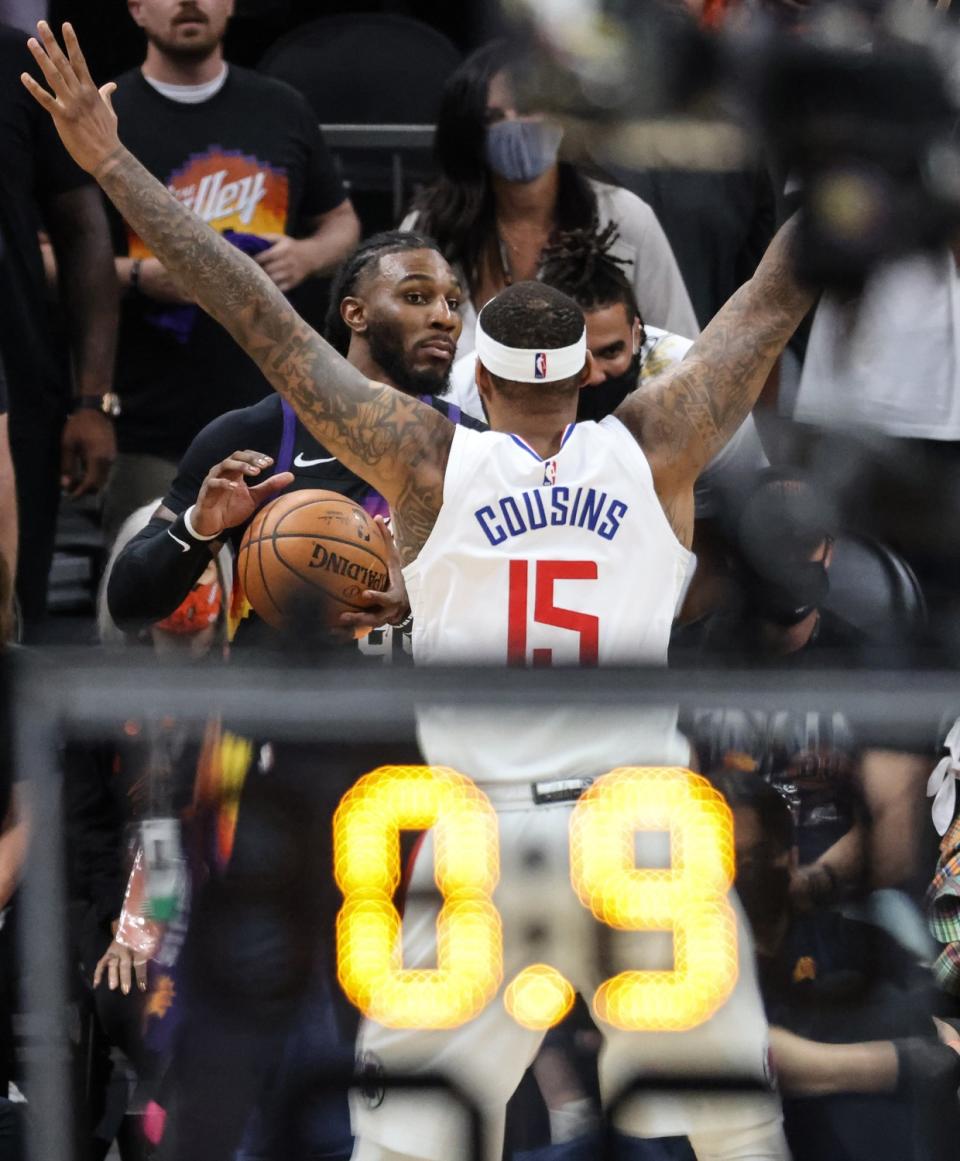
[507,560,599,667]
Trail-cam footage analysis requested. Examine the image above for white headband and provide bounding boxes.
[475,314,587,384]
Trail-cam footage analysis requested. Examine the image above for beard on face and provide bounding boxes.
[367,318,452,398]
[150,29,220,59]
[150,9,222,61]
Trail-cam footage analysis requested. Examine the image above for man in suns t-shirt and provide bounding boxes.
[103,0,360,544]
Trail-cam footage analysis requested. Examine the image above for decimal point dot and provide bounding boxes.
[504,964,575,1030]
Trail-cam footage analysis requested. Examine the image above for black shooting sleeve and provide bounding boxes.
[106,513,217,632]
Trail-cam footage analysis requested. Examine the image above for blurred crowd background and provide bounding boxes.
[3,1,960,1160]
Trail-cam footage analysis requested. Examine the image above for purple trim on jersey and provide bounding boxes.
[361,491,390,520]
[277,399,297,476]
[510,425,576,463]
[419,394,462,426]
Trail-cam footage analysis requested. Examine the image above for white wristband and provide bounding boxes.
[182,504,220,542]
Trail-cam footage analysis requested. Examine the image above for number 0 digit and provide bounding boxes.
[334,766,502,1029]
[570,767,738,1031]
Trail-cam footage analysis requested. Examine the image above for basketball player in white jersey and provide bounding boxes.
[24,25,814,1160]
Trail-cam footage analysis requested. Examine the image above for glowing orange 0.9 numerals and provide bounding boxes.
[333,766,502,1029]
[569,767,738,1032]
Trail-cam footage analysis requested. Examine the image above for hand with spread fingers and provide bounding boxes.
[339,516,411,633]
[191,450,294,540]
[20,21,123,176]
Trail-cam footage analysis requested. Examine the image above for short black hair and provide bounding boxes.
[708,768,795,855]
[479,280,584,352]
[539,223,643,329]
[324,230,444,355]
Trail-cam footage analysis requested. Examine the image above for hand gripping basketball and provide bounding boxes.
[338,516,410,631]
[192,450,294,539]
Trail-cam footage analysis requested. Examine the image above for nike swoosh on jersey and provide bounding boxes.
[294,452,338,467]
[167,527,190,553]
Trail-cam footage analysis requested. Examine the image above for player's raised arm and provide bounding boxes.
[20,22,451,559]
[615,219,814,536]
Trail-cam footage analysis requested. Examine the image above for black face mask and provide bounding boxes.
[745,560,830,628]
[737,864,791,941]
[576,350,642,422]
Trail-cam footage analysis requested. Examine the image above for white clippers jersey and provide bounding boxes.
[405,418,695,787]
[405,416,693,668]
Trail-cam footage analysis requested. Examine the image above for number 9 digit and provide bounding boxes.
[334,766,502,1029]
[570,767,738,1031]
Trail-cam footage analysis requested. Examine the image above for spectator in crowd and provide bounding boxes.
[687,473,935,952]
[67,737,148,1161]
[0,20,118,639]
[103,0,361,544]
[536,225,766,522]
[401,41,699,360]
[80,512,237,1160]
[692,471,862,663]
[791,251,960,657]
[712,769,960,1161]
[694,719,932,943]
[106,232,480,652]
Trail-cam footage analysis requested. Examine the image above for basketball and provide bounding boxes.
[237,490,391,632]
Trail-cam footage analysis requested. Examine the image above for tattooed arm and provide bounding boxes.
[21,21,451,561]
[615,219,813,545]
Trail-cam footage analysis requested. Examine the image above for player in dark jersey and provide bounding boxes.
[106,231,484,650]
[98,234,483,1156]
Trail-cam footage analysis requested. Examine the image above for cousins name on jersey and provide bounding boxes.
[475,486,629,547]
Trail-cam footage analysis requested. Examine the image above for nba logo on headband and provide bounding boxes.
[474,312,586,383]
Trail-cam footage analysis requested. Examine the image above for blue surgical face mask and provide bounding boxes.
[484,119,564,183]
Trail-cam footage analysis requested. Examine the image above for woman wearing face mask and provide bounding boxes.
[402,41,698,357]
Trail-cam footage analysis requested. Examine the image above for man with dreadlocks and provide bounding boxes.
[107,231,483,651]
[544,224,771,621]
